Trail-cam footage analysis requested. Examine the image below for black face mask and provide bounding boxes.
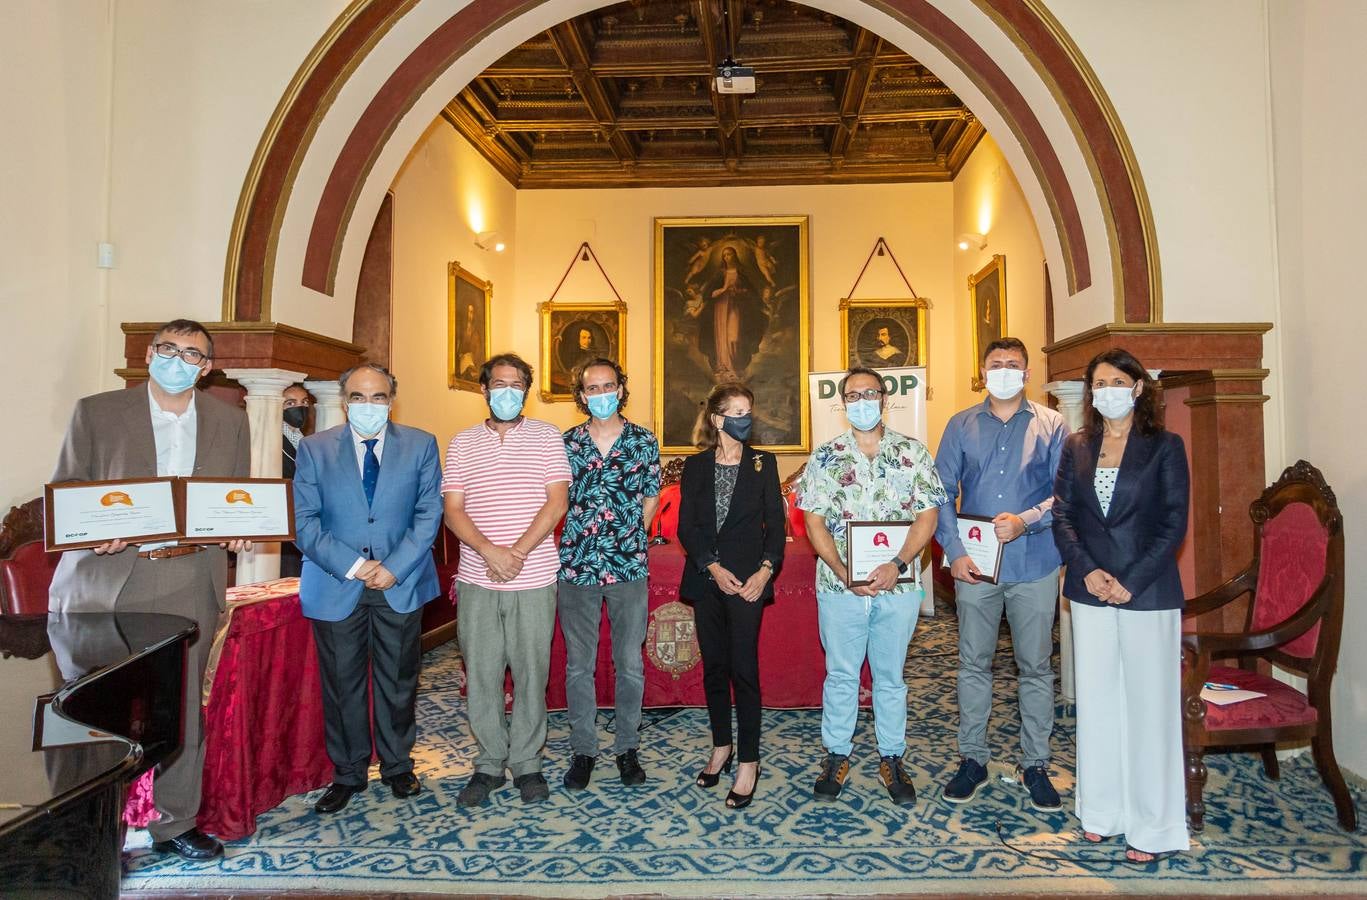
[283,407,309,429]
[720,414,753,442]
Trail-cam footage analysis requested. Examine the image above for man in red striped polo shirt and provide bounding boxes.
[442,353,571,806]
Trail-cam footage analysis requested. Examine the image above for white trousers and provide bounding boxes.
[1071,601,1190,854]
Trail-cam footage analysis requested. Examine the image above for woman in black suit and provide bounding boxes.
[677,382,785,809]
[1052,348,1190,863]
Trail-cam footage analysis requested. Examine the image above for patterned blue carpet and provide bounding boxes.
[122,608,1367,895]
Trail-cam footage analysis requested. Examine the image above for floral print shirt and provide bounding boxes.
[557,420,663,586]
[796,427,947,594]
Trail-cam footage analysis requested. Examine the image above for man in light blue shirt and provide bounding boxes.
[934,337,1068,812]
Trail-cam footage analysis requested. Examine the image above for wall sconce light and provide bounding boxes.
[475,231,506,252]
[956,232,987,251]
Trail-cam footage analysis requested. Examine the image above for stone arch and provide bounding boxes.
[223,0,1160,327]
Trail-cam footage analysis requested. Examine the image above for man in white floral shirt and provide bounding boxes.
[798,367,946,806]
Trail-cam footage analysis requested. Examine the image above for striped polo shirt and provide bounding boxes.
[441,417,571,590]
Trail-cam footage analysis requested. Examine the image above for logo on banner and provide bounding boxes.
[645,600,701,678]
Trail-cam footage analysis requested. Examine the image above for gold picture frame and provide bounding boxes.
[538,300,627,402]
[839,298,930,369]
[653,215,811,455]
[448,261,492,393]
[968,254,1007,391]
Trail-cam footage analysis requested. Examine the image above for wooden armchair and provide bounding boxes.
[0,498,59,616]
[1181,460,1355,832]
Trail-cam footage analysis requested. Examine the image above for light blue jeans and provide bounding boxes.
[817,589,921,757]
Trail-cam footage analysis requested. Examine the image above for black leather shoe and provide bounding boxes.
[616,749,647,786]
[151,827,224,860]
[314,782,364,814]
[382,772,422,798]
[564,753,596,790]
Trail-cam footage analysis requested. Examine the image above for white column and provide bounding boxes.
[1045,379,1087,434]
[1045,379,1086,703]
[224,367,307,585]
[305,378,347,432]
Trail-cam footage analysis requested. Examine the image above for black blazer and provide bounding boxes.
[1052,429,1189,611]
[677,444,786,603]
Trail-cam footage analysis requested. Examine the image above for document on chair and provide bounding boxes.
[1200,682,1267,705]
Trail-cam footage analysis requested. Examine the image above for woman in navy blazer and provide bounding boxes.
[1053,348,1190,863]
[677,382,786,810]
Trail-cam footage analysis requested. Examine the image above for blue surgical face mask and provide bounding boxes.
[347,402,389,437]
[488,387,526,421]
[148,353,202,395]
[845,398,883,432]
[586,392,620,420]
[720,414,753,442]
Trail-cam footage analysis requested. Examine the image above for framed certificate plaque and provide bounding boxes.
[44,478,184,551]
[845,520,918,588]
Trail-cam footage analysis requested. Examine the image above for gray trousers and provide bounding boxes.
[310,588,423,785]
[556,579,648,757]
[114,552,220,843]
[955,567,1059,768]
[457,581,556,777]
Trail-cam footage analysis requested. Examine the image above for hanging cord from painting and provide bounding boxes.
[845,236,919,300]
[546,242,625,305]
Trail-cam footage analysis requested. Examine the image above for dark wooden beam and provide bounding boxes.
[547,22,637,163]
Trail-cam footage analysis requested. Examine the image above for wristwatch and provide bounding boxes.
[892,556,910,574]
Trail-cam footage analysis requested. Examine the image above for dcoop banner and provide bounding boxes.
[804,367,934,614]
[808,367,927,446]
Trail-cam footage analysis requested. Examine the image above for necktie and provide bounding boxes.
[362,438,379,507]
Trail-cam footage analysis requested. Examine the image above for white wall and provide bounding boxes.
[1268,0,1367,779]
[511,180,953,474]
[0,1,112,509]
[952,136,1048,412]
[387,121,518,445]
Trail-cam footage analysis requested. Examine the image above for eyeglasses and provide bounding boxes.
[152,342,208,365]
[842,388,884,403]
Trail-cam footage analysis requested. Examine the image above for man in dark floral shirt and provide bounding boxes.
[557,357,662,790]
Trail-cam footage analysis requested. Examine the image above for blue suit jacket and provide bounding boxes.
[1052,429,1190,611]
[293,422,443,621]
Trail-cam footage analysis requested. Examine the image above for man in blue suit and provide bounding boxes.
[293,363,443,814]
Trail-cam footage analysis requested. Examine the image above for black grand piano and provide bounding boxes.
[0,613,195,899]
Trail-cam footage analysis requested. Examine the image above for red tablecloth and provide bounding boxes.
[124,579,332,841]
[542,537,829,709]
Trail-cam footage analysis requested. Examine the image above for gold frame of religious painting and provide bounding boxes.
[537,300,628,403]
[967,254,1008,391]
[447,261,492,393]
[839,297,930,370]
[653,215,811,455]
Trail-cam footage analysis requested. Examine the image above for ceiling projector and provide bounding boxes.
[715,58,755,94]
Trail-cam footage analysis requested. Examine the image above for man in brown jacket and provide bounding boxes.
[48,318,251,860]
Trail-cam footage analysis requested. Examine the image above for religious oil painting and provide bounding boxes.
[968,254,1007,391]
[538,300,627,402]
[653,216,810,454]
[447,261,492,393]
[840,297,929,370]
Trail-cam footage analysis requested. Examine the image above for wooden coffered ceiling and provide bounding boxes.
[441,0,985,188]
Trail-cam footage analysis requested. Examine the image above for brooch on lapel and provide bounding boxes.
[753,454,764,472]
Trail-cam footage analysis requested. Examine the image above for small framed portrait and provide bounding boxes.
[840,298,929,370]
[447,261,492,393]
[968,254,1007,391]
[538,301,627,402]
